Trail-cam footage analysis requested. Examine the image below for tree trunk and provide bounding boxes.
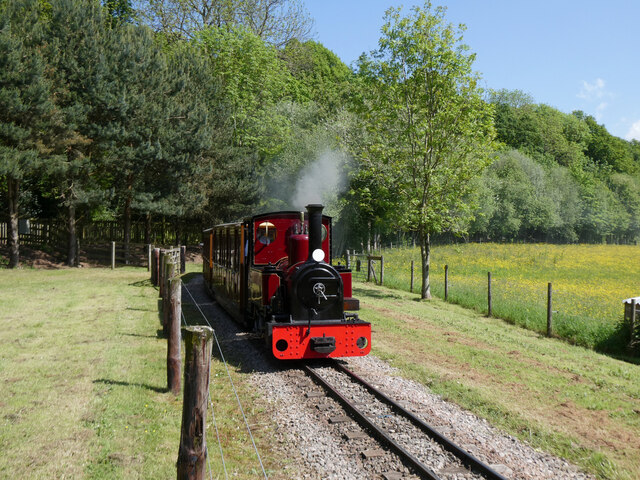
[420,230,432,300]
[7,177,20,269]
[67,203,77,267]
[123,196,132,266]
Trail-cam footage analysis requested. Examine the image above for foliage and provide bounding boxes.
[138,0,313,46]
[280,39,354,117]
[196,25,293,159]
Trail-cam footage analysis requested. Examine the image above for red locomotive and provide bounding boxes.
[202,204,371,360]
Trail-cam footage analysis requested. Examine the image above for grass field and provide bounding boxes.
[357,281,640,480]
[0,264,285,479]
[2,261,639,479]
[375,243,640,353]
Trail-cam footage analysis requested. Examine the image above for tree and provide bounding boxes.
[355,2,495,299]
[195,25,293,158]
[280,39,354,117]
[138,0,313,47]
[89,21,173,262]
[0,0,58,268]
[43,0,109,266]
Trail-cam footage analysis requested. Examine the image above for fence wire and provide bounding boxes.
[182,283,268,480]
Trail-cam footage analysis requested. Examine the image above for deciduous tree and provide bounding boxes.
[356,2,495,299]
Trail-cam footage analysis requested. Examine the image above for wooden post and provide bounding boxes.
[152,248,160,286]
[380,255,384,285]
[410,260,414,293]
[547,282,553,337]
[147,244,152,272]
[177,325,214,480]
[487,272,492,317]
[367,256,372,282]
[180,245,186,274]
[444,265,449,301]
[163,259,175,335]
[346,249,350,269]
[167,276,182,395]
[159,252,166,298]
[111,241,116,270]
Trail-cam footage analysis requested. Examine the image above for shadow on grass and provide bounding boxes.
[129,279,154,287]
[93,378,168,394]
[354,286,403,300]
[126,307,156,312]
[121,332,158,339]
[595,320,640,365]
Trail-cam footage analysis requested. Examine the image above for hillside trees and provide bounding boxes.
[354,2,495,299]
[487,92,640,243]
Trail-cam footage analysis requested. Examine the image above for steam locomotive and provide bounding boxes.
[202,204,371,360]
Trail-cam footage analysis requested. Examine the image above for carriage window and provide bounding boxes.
[257,222,277,245]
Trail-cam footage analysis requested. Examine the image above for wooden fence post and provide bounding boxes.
[163,259,175,335]
[630,300,638,352]
[159,252,166,298]
[152,248,160,286]
[177,325,214,480]
[380,255,384,285]
[147,244,152,272]
[547,282,553,337]
[444,265,449,301]
[410,260,414,293]
[180,245,186,274]
[367,256,372,282]
[487,272,492,317]
[346,249,350,269]
[111,241,116,270]
[167,275,182,395]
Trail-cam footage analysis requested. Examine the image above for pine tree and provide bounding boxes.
[0,0,57,268]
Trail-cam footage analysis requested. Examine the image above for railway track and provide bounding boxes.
[303,360,510,480]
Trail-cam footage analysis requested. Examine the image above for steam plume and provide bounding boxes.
[291,149,349,210]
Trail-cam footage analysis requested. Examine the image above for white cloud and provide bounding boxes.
[578,78,607,100]
[595,102,608,121]
[625,120,640,141]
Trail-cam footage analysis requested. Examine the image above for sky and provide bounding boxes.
[305,0,640,141]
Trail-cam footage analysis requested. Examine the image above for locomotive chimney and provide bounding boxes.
[306,204,324,262]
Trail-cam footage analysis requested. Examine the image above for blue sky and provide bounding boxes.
[305,0,639,141]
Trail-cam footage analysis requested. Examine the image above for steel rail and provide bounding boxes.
[333,362,509,480]
[303,364,442,480]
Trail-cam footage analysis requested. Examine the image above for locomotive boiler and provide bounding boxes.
[202,204,371,360]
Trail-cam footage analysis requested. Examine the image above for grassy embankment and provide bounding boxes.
[378,244,639,353]
[357,281,640,480]
[0,264,286,479]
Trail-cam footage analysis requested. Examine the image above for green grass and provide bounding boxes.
[373,244,639,353]
[0,264,286,479]
[356,281,640,479]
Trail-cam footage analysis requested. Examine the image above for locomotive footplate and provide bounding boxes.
[269,321,371,360]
